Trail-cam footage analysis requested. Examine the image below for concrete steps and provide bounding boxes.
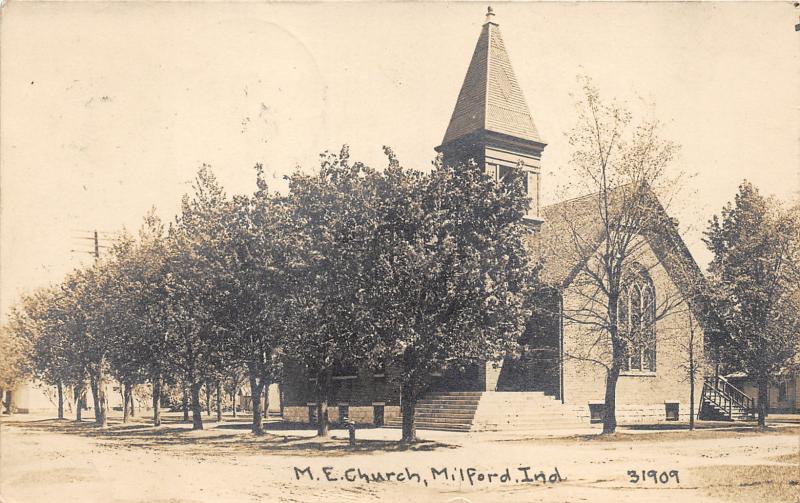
[384,391,481,431]
[472,392,587,431]
[384,391,591,432]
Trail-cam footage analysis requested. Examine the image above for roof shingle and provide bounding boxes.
[442,19,542,146]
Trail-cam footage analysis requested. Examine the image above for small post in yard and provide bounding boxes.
[345,416,356,448]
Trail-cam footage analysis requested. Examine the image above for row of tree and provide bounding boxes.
[2,82,797,437]
[5,147,537,442]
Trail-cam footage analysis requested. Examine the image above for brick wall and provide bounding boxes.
[282,361,402,409]
[561,237,706,422]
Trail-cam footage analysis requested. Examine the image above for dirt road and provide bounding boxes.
[1,414,797,503]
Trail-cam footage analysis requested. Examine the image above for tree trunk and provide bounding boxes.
[89,360,109,427]
[215,380,222,422]
[400,381,417,443]
[97,366,108,427]
[231,388,237,419]
[688,321,695,431]
[152,377,162,427]
[4,390,15,415]
[182,386,189,422]
[57,381,64,420]
[602,365,620,434]
[190,382,204,430]
[205,382,211,416]
[90,379,99,422]
[75,384,83,422]
[122,383,131,423]
[757,378,768,431]
[315,371,331,437]
[689,368,695,431]
[249,372,265,435]
[264,386,270,419]
[129,385,135,417]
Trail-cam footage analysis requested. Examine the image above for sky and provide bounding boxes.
[2,2,798,318]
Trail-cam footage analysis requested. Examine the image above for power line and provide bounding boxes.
[70,230,115,261]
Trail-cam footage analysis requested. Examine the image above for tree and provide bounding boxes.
[38,278,93,422]
[363,150,536,442]
[74,263,119,428]
[704,181,800,430]
[547,78,682,434]
[223,365,247,418]
[105,231,152,423]
[282,148,377,437]
[211,169,292,434]
[0,323,30,414]
[161,166,231,430]
[130,210,173,427]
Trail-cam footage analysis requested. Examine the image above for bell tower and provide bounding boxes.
[435,7,547,225]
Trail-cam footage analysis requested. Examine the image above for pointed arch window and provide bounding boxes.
[618,266,656,373]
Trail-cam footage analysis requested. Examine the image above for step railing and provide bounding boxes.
[701,375,756,420]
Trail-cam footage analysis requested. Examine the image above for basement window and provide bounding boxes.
[338,405,350,422]
[589,402,605,423]
[373,404,384,427]
[665,402,679,421]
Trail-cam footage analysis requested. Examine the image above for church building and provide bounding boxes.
[282,8,716,431]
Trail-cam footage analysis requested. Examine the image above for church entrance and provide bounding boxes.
[496,288,562,399]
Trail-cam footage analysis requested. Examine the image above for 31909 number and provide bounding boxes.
[627,470,679,484]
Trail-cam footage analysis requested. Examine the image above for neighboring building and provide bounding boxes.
[282,9,714,430]
[728,372,800,413]
[236,383,283,415]
[8,378,148,416]
[5,380,57,414]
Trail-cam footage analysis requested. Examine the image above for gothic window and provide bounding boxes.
[618,266,656,372]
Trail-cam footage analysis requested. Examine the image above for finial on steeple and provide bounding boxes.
[485,6,495,24]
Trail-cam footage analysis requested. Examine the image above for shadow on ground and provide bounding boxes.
[2,417,457,457]
[496,420,800,444]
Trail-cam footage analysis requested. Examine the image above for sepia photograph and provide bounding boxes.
[1,2,799,502]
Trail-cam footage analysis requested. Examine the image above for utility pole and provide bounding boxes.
[71,229,115,261]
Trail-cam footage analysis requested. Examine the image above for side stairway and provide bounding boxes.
[698,376,756,421]
[384,391,590,432]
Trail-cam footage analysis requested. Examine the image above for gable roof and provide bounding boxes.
[441,16,542,146]
[534,192,606,288]
[531,187,712,327]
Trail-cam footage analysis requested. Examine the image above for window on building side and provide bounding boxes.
[618,266,657,372]
[778,380,788,402]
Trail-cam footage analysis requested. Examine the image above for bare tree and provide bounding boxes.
[545,77,684,434]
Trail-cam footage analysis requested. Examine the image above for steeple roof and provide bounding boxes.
[441,8,542,146]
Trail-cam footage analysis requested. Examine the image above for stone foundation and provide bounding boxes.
[576,402,694,423]
[282,405,401,426]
